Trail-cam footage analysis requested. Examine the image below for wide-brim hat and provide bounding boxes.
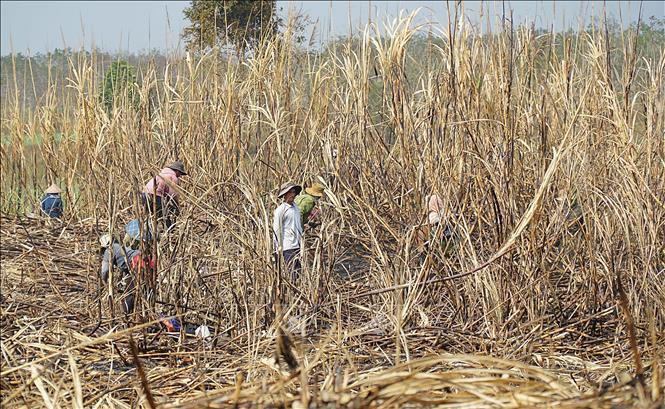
[277,182,302,198]
[45,184,62,194]
[99,234,112,248]
[305,183,325,197]
[167,160,187,175]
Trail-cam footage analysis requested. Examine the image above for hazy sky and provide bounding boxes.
[1,1,663,55]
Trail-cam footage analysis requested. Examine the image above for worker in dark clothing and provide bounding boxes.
[41,184,64,218]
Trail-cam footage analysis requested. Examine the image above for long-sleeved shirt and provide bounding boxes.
[41,194,63,218]
[273,202,303,252]
[100,243,140,283]
[294,193,317,225]
[143,167,180,199]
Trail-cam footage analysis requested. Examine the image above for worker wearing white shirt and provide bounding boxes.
[273,182,304,282]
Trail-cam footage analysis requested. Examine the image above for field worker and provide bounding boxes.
[273,182,303,282]
[141,160,187,229]
[295,182,325,227]
[123,218,155,250]
[100,234,155,314]
[41,184,63,218]
[427,193,455,251]
[428,194,444,226]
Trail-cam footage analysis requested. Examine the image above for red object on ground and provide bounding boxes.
[161,318,175,331]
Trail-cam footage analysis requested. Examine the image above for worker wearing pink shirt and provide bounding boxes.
[141,161,187,229]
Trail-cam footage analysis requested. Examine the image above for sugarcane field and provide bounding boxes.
[0,1,664,408]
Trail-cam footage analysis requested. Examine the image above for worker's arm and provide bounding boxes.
[305,207,321,228]
[273,205,284,251]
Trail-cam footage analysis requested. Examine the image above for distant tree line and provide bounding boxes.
[0,48,171,111]
[1,14,662,113]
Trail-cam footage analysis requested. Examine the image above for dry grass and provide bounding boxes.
[1,8,664,408]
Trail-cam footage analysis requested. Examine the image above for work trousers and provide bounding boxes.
[275,248,302,284]
[117,271,155,315]
[141,193,178,229]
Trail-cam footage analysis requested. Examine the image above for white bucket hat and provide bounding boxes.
[99,234,112,248]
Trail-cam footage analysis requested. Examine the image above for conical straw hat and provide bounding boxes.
[45,184,62,194]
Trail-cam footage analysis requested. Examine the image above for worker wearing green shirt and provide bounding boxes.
[295,183,325,227]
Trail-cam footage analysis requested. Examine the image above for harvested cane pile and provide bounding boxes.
[1,8,664,408]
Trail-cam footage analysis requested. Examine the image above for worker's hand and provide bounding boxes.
[306,221,320,229]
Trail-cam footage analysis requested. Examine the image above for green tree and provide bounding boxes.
[182,0,280,52]
[632,16,665,59]
[99,60,138,112]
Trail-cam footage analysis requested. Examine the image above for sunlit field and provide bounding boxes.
[1,9,663,408]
